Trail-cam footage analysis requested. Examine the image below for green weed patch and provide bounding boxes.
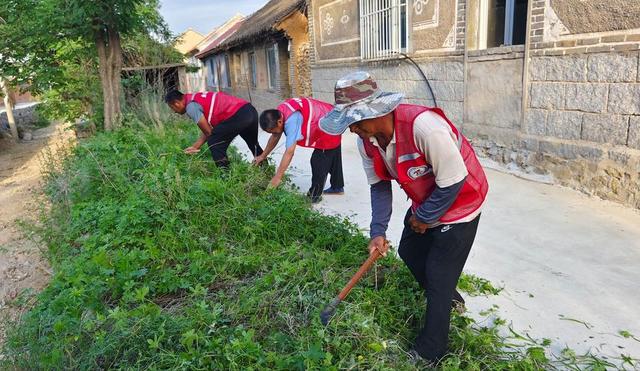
[1,122,621,370]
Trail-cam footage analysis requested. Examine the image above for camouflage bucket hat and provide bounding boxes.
[319,71,404,135]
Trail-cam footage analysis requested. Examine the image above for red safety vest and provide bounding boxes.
[183,92,248,127]
[277,98,342,150]
[362,104,488,223]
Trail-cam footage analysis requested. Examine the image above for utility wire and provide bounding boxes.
[399,52,438,108]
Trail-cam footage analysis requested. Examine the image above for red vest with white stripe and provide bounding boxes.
[362,104,488,223]
[183,92,248,127]
[277,98,342,150]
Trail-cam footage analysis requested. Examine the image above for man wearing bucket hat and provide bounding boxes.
[319,71,489,363]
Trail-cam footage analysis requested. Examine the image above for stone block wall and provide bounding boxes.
[520,51,640,207]
[312,57,465,124]
[307,0,640,209]
[471,0,640,209]
[0,104,39,129]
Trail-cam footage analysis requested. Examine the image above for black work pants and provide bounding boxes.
[206,103,263,169]
[308,145,344,200]
[398,209,481,362]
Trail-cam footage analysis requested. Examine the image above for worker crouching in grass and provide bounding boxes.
[165,90,263,168]
[254,97,344,203]
[319,71,489,364]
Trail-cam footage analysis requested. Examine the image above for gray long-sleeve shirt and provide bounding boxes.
[368,177,466,239]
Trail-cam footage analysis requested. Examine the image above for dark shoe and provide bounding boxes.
[407,349,437,368]
[452,299,466,315]
[323,187,344,195]
[423,296,466,314]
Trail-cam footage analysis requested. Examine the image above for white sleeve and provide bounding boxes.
[357,138,382,185]
[413,112,468,188]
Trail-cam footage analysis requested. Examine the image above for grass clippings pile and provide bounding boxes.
[0,120,620,370]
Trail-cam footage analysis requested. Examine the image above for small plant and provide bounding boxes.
[0,118,625,370]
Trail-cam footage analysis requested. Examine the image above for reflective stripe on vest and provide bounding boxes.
[185,91,248,127]
[363,104,488,223]
[276,97,341,150]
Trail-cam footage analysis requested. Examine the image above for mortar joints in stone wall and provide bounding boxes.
[625,116,632,146]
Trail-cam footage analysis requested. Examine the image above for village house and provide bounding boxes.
[197,0,311,112]
[178,15,246,92]
[307,0,640,209]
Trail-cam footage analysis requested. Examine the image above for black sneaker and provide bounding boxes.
[407,349,437,368]
[452,299,466,315]
[323,187,344,195]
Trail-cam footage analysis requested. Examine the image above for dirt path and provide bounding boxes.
[0,122,73,346]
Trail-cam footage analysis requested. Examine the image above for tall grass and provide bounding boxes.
[0,111,628,370]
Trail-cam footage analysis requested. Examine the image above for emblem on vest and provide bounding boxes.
[407,165,431,180]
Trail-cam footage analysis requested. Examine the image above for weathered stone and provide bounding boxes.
[540,140,604,160]
[545,55,587,82]
[314,92,334,104]
[525,108,547,135]
[417,62,446,81]
[608,84,640,115]
[587,53,638,82]
[432,81,464,101]
[565,83,608,113]
[607,149,632,165]
[529,57,547,81]
[581,113,629,145]
[629,116,640,149]
[520,137,540,151]
[467,58,523,128]
[530,82,565,109]
[546,111,582,140]
[439,101,463,124]
[444,61,465,81]
[312,78,336,93]
[385,80,431,99]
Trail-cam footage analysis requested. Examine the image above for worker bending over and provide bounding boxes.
[165,90,263,168]
[255,97,344,203]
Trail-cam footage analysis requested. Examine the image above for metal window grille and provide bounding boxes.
[360,0,408,60]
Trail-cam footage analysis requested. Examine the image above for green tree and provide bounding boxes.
[0,0,170,131]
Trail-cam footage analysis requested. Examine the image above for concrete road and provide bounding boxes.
[239,130,640,364]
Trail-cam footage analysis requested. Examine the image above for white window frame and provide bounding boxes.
[266,44,278,90]
[478,0,526,49]
[359,0,409,61]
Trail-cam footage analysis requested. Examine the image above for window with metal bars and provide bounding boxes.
[359,0,409,60]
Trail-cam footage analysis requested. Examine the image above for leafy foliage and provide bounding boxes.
[0,0,172,127]
[1,118,623,370]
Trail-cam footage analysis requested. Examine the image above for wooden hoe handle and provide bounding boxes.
[320,249,382,326]
[337,249,381,300]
